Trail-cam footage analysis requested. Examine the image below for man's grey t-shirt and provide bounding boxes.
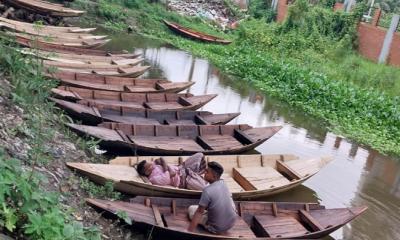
[199,179,237,233]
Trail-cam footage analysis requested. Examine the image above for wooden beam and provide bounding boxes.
[171,200,176,216]
[195,115,208,125]
[196,136,213,150]
[299,210,324,231]
[272,203,278,217]
[276,160,302,181]
[232,168,256,191]
[152,205,164,227]
[234,129,254,145]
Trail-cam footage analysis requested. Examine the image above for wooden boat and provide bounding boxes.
[66,123,282,155]
[43,58,144,68]
[67,154,332,199]
[0,21,107,40]
[12,34,134,56]
[7,32,110,48]
[3,0,85,17]
[87,196,367,239]
[50,78,193,93]
[50,97,239,125]
[0,17,95,33]
[46,71,192,93]
[46,65,150,77]
[51,87,217,111]
[27,49,141,63]
[163,20,232,45]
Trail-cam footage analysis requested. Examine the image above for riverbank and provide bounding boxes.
[71,0,400,156]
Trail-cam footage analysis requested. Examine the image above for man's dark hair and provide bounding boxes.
[208,161,224,178]
[136,160,147,176]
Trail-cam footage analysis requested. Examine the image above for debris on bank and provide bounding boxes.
[167,0,243,29]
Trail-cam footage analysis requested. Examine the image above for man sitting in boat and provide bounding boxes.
[187,162,237,234]
[136,153,207,190]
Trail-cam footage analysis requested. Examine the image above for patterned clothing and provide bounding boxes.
[148,164,180,187]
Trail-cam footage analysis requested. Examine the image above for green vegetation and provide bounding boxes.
[0,40,103,239]
[72,0,400,156]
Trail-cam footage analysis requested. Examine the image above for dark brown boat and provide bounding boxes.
[51,87,217,111]
[3,0,85,17]
[67,123,282,155]
[11,34,135,56]
[87,196,367,240]
[50,97,239,125]
[47,71,194,93]
[46,65,150,78]
[163,20,232,44]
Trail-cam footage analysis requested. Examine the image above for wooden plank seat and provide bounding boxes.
[253,215,309,238]
[124,86,157,92]
[165,120,196,125]
[222,174,245,193]
[144,102,184,110]
[197,135,244,151]
[232,167,291,191]
[163,213,256,238]
[79,99,145,109]
[128,136,205,152]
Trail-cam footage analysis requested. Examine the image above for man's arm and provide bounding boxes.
[154,157,168,172]
[187,205,206,232]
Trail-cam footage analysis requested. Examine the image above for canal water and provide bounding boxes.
[102,33,400,240]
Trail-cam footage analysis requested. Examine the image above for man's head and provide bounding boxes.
[136,160,154,177]
[204,161,224,183]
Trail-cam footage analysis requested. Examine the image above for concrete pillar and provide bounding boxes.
[378,14,400,64]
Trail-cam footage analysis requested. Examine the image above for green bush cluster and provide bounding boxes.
[0,153,100,239]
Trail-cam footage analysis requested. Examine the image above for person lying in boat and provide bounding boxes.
[187,161,237,234]
[136,153,207,190]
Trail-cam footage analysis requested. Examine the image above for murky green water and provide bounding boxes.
[101,32,400,240]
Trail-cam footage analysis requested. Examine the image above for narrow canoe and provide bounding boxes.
[27,49,141,62]
[67,123,282,155]
[7,32,110,48]
[3,0,85,17]
[87,196,367,239]
[0,21,107,40]
[46,65,150,77]
[51,78,194,93]
[13,34,134,56]
[67,154,332,199]
[46,71,193,93]
[43,58,144,68]
[0,17,96,33]
[163,20,232,45]
[51,87,217,111]
[50,97,239,125]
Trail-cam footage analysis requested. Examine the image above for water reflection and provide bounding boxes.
[102,34,400,240]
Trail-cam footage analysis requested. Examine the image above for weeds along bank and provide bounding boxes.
[72,0,400,156]
[0,42,106,239]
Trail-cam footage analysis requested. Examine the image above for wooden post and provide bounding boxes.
[378,14,400,64]
[371,9,382,27]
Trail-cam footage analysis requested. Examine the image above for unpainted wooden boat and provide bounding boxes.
[28,49,141,63]
[50,97,239,125]
[13,34,134,56]
[46,65,150,77]
[67,154,332,199]
[51,78,193,93]
[7,32,110,48]
[43,58,144,68]
[67,123,282,155]
[0,17,96,33]
[47,71,193,93]
[87,196,367,239]
[0,21,107,40]
[3,0,85,17]
[163,20,232,45]
[51,87,217,111]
